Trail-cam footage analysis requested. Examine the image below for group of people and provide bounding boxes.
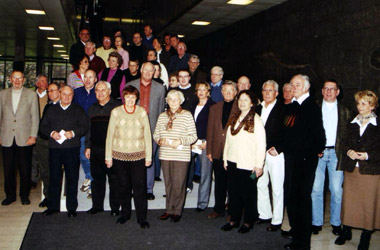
[0,24,379,250]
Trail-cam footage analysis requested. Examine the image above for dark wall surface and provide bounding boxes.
[188,0,380,108]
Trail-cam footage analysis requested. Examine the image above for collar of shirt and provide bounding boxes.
[261,99,277,110]
[59,101,71,110]
[36,89,47,98]
[80,40,86,46]
[89,54,95,61]
[292,92,310,105]
[210,80,222,87]
[351,116,377,126]
[85,86,95,94]
[322,99,337,110]
[179,84,191,90]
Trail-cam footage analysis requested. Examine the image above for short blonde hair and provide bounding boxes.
[354,90,379,110]
[166,90,185,104]
[195,82,211,96]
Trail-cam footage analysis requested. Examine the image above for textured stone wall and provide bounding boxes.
[188,0,380,108]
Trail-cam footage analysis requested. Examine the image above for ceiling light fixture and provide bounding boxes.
[227,0,254,5]
[60,54,69,57]
[25,9,46,15]
[178,34,185,38]
[57,50,67,53]
[39,26,54,31]
[47,37,60,40]
[53,44,64,48]
[192,21,211,26]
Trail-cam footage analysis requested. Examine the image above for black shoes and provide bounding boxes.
[116,216,130,224]
[358,230,373,250]
[42,209,59,215]
[221,222,240,231]
[267,224,282,232]
[110,210,120,216]
[335,225,352,245]
[138,219,150,229]
[87,208,104,214]
[67,210,77,217]
[171,215,181,222]
[195,207,205,212]
[39,198,48,207]
[254,218,271,224]
[238,224,252,234]
[147,193,155,200]
[154,177,162,181]
[281,229,293,239]
[332,225,342,235]
[21,198,31,205]
[158,213,172,220]
[31,181,38,189]
[312,225,322,235]
[1,198,16,206]
[193,175,200,183]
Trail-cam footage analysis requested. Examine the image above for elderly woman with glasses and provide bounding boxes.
[335,90,380,250]
[67,55,90,89]
[153,89,197,222]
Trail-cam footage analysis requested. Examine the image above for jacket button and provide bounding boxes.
[14,120,16,122]
[222,133,225,136]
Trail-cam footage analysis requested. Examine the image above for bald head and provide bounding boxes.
[237,76,251,92]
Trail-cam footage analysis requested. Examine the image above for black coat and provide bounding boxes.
[69,41,85,66]
[190,98,215,140]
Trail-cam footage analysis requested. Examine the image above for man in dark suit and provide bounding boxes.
[279,74,326,250]
[206,80,239,219]
[188,55,206,85]
[311,80,352,236]
[0,71,39,206]
[69,28,91,67]
[126,62,166,200]
[255,80,286,232]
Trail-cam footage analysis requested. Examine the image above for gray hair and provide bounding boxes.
[262,80,279,91]
[85,41,96,48]
[222,80,237,92]
[95,81,111,91]
[211,66,224,76]
[283,82,291,91]
[166,90,185,105]
[292,74,310,92]
[35,74,47,85]
[189,54,200,63]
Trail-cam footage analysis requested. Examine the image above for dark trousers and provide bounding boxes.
[48,147,80,211]
[227,161,258,225]
[34,137,49,197]
[113,159,147,220]
[90,147,119,211]
[213,159,228,214]
[284,154,318,247]
[2,141,33,200]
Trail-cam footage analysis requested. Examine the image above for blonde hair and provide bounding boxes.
[354,90,379,110]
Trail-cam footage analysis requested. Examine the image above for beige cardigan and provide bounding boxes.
[105,105,152,162]
[223,113,266,171]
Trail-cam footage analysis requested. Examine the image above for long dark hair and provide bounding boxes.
[227,90,257,134]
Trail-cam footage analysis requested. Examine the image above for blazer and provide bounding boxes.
[316,100,353,170]
[126,79,166,133]
[256,100,285,150]
[206,100,239,160]
[340,117,380,175]
[190,98,215,140]
[0,87,39,147]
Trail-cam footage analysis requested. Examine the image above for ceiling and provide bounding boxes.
[0,0,287,59]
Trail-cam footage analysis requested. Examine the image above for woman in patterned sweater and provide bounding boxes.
[105,85,152,229]
[154,90,198,222]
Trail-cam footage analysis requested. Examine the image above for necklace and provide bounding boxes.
[124,104,136,114]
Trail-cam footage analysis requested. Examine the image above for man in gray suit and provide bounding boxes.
[126,62,166,200]
[0,70,39,205]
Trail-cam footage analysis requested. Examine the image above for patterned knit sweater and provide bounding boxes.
[105,105,152,162]
[153,110,197,162]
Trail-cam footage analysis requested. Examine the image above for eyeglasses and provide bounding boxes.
[323,87,337,92]
[12,76,24,80]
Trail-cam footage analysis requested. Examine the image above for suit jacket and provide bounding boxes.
[0,87,39,147]
[69,41,85,66]
[316,100,352,170]
[340,117,380,174]
[190,69,207,86]
[256,100,285,150]
[206,100,239,160]
[190,98,215,140]
[126,79,166,133]
[89,55,106,74]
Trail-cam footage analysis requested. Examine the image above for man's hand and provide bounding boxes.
[106,160,113,168]
[199,141,207,150]
[268,147,278,156]
[64,130,74,139]
[207,154,213,162]
[254,167,263,178]
[51,131,61,140]
[26,136,36,145]
[85,148,91,160]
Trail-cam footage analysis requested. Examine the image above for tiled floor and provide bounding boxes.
[0,159,378,250]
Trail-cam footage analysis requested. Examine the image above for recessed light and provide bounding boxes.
[227,0,254,5]
[39,26,54,31]
[53,44,64,48]
[192,21,211,26]
[47,37,60,40]
[25,9,46,15]
[57,50,67,53]
[60,54,69,57]
[178,34,185,38]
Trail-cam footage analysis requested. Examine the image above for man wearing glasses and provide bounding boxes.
[0,71,39,206]
[70,28,91,67]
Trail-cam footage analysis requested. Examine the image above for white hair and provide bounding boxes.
[211,66,224,75]
[95,81,111,91]
[166,90,185,104]
[262,80,279,91]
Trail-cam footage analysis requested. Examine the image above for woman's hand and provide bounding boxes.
[199,141,207,150]
[223,162,227,171]
[105,160,113,168]
[145,160,152,167]
[159,138,169,147]
[170,139,181,149]
[347,149,360,160]
[254,167,263,178]
[267,147,278,156]
[356,152,368,161]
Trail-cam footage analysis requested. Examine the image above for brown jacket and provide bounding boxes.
[206,100,238,160]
